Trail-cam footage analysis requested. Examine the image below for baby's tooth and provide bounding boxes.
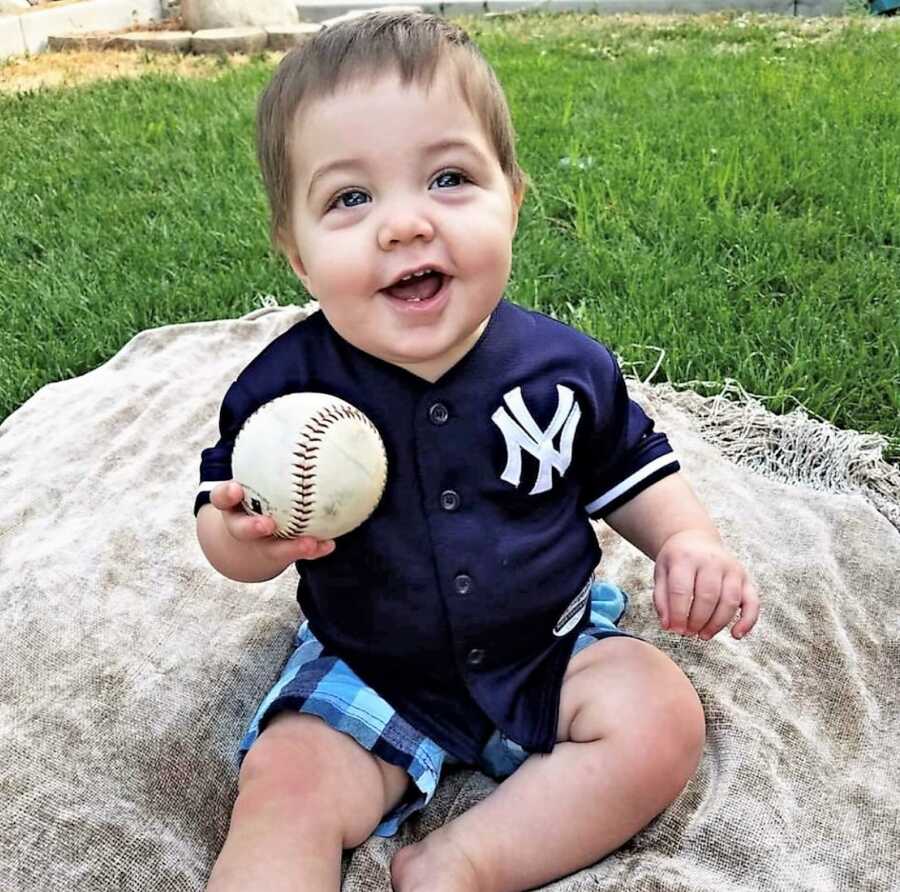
[396,268,434,285]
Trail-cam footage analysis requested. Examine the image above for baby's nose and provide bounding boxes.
[377,206,435,248]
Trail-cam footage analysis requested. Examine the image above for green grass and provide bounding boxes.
[1,13,898,458]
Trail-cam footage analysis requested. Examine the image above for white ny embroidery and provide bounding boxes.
[491,385,581,494]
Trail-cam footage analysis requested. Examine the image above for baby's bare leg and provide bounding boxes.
[207,713,410,892]
[392,638,705,892]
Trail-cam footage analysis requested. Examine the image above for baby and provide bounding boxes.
[194,11,759,892]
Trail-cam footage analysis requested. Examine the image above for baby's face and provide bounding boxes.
[283,67,522,382]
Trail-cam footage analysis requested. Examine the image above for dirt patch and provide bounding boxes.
[0,48,282,95]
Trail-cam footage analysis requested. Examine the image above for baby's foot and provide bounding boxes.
[390,827,484,892]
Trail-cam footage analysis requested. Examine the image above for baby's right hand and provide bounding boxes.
[210,481,336,561]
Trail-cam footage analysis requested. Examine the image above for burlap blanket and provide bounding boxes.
[1,302,898,891]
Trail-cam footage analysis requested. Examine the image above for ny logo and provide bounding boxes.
[491,385,581,494]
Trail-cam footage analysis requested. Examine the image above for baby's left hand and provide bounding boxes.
[653,530,760,640]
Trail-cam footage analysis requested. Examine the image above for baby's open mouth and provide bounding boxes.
[383,269,446,303]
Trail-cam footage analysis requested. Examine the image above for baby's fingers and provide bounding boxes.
[207,482,335,558]
[697,572,745,640]
[210,483,277,542]
[210,481,245,511]
[686,564,723,636]
[225,510,278,543]
[662,563,697,635]
[652,563,669,628]
[264,535,336,562]
[730,579,761,639]
[295,536,336,560]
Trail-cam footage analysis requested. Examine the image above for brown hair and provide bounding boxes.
[256,10,528,253]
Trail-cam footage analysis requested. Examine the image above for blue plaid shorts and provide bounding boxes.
[239,580,631,837]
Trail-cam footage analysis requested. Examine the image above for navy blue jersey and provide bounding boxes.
[195,299,679,762]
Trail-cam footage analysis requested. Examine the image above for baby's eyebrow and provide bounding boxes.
[306,138,486,201]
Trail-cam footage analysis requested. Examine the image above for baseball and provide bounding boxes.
[231,392,388,540]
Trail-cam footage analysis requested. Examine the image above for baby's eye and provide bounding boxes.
[431,170,469,189]
[328,189,369,211]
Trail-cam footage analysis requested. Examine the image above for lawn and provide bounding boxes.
[1,12,898,457]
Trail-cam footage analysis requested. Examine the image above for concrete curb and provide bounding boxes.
[113,30,193,52]
[266,23,324,50]
[312,3,426,25]
[47,31,119,50]
[294,0,845,19]
[191,27,268,54]
[18,0,163,56]
[0,14,27,59]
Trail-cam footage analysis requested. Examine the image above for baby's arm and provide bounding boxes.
[197,481,335,583]
[603,472,717,558]
[604,473,759,640]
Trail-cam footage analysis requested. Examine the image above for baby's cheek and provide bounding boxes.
[311,240,378,299]
[459,219,513,277]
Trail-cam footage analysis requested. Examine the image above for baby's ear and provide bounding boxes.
[513,180,526,208]
[281,239,310,288]
[513,179,528,213]
[286,248,306,280]
[510,183,526,232]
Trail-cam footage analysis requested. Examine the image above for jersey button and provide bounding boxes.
[428,402,449,425]
[454,573,473,595]
[466,648,485,666]
[440,489,460,511]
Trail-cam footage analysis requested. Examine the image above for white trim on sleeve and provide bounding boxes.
[583,453,679,516]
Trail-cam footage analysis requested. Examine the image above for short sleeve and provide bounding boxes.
[579,343,680,519]
[193,378,257,517]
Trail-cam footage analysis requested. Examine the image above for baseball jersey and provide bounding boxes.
[195,298,680,762]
